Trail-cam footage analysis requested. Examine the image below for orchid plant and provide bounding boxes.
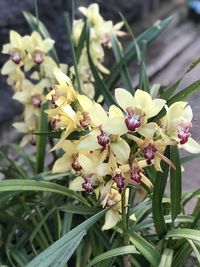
[0,2,200,267]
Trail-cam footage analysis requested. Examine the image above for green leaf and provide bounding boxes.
[160,79,181,100]
[188,240,200,265]
[26,208,107,267]
[36,103,48,173]
[119,12,149,92]
[106,16,173,90]
[75,22,87,63]
[23,11,59,63]
[152,147,169,239]
[59,204,100,215]
[129,231,161,267]
[0,180,88,205]
[111,34,133,93]
[64,12,82,93]
[158,248,173,267]
[86,246,139,267]
[166,229,200,242]
[170,145,182,222]
[167,80,200,106]
[138,40,150,92]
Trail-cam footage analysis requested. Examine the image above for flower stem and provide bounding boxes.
[121,189,131,267]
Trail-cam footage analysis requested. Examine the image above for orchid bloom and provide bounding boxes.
[115,88,166,139]
[47,68,77,106]
[23,31,54,67]
[161,101,200,154]
[1,31,27,75]
[77,94,130,165]
[69,149,111,193]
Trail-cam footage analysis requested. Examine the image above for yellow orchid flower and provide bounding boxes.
[13,79,50,120]
[77,94,130,164]
[23,31,54,65]
[127,134,176,172]
[72,19,85,46]
[46,68,77,106]
[161,102,200,154]
[115,88,166,138]
[79,3,104,27]
[69,150,111,193]
[2,30,26,65]
[13,117,38,147]
[1,31,27,78]
[6,67,25,91]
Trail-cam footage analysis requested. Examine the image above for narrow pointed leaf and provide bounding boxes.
[26,209,108,267]
[129,231,161,267]
[158,248,173,267]
[170,145,182,222]
[0,180,88,205]
[152,147,169,239]
[86,246,139,267]
[111,34,133,93]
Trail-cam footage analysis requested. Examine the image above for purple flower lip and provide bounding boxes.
[125,108,141,132]
[143,144,157,165]
[97,129,110,149]
[113,171,125,193]
[10,50,21,64]
[177,122,192,145]
[82,175,93,193]
[131,166,142,184]
[31,95,42,108]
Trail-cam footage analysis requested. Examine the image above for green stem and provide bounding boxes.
[36,103,48,173]
[121,189,131,267]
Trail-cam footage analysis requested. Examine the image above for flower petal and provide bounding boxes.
[77,132,101,151]
[102,117,127,135]
[78,153,94,173]
[69,176,84,191]
[146,99,166,119]
[181,137,200,154]
[137,122,158,138]
[110,139,130,164]
[52,156,71,173]
[102,209,120,231]
[115,88,134,111]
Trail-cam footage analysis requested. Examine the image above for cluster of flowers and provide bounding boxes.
[72,3,125,99]
[2,3,200,230]
[47,67,200,230]
[1,3,125,146]
[1,30,58,145]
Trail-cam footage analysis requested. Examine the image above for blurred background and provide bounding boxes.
[0,0,199,215]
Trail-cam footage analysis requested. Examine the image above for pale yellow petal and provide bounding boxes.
[69,176,84,191]
[108,105,124,118]
[43,38,55,53]
[182,105,193,121]
[10,30,22,47]
[134,89,152,108]
[181,137,200,154]
[78,153,94,173]
[102,117,127,135]
[137,122,158,138]
[52,156,71,173]
[102,210,120,231]
[77,133,101,151]
[1,60,16,75]
[115,88,134,111]
[146,99,166,119]
[110,139,130,164]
